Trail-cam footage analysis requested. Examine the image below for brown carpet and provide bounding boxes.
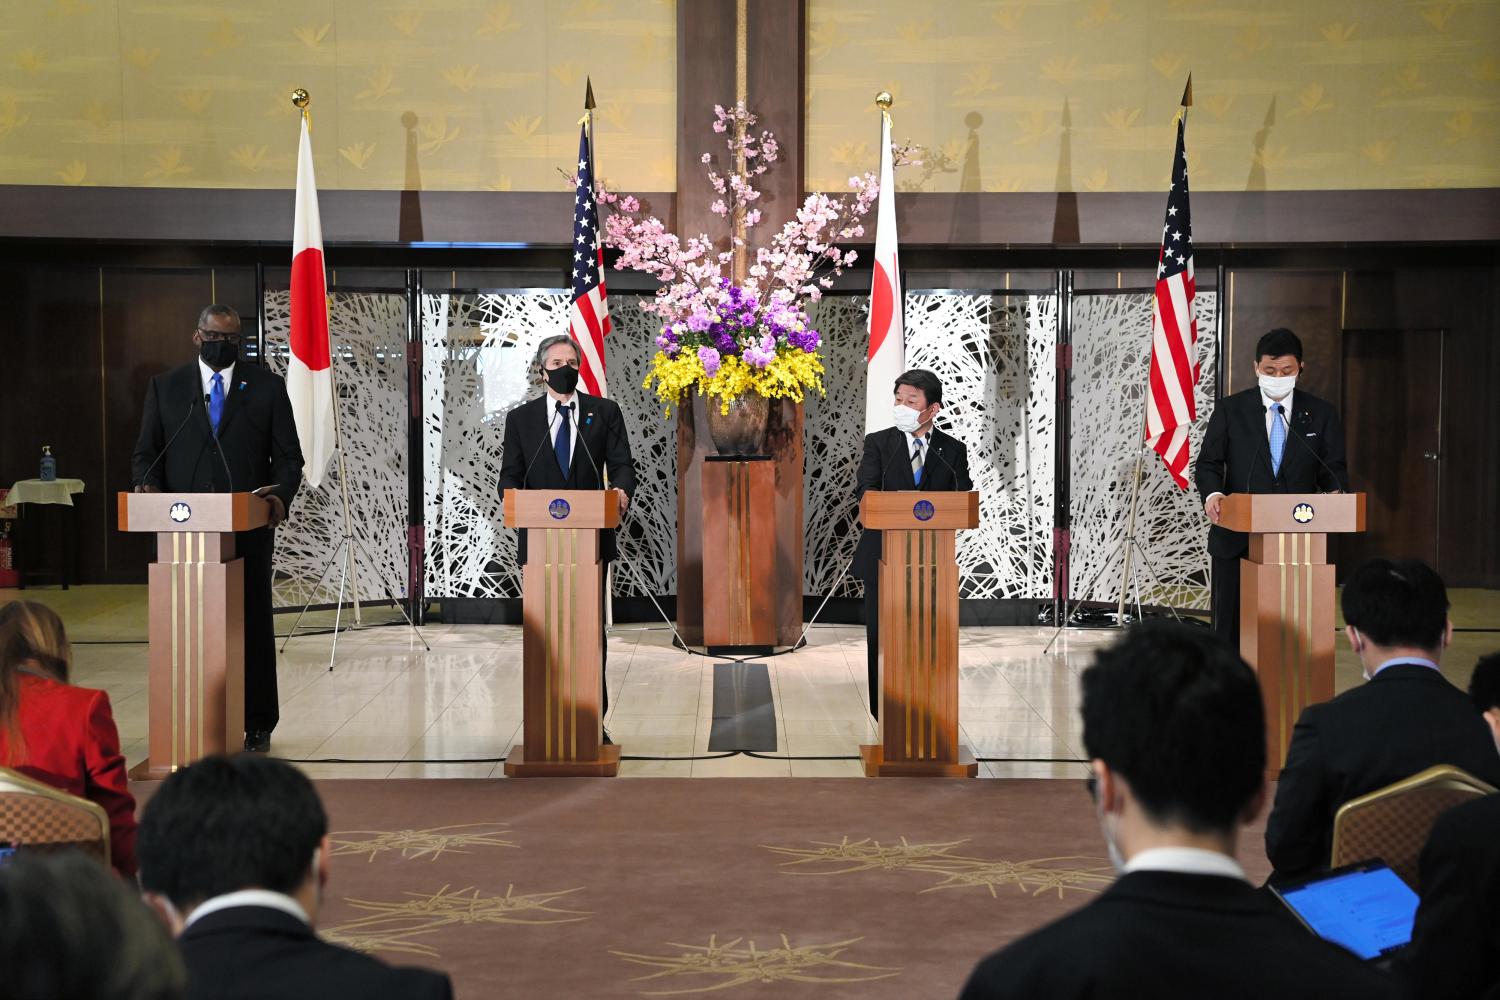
[246,778,1273,999]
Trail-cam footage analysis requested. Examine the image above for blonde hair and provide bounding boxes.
[0,601,73,765]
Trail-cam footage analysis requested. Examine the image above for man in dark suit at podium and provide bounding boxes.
[1195,328,1348,646]
[852,369,971,720]
[131,305,303,755]
[497,334,635,724]
[959,623,1399,1000]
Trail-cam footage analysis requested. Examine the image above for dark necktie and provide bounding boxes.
[209,372,225,436]
[554,402,573,477]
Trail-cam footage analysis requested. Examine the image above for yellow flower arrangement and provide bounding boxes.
[644,347,825,418]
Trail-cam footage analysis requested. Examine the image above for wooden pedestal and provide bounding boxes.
[502,491,620,778]
[702,457,777,650]
[858,492,980,779]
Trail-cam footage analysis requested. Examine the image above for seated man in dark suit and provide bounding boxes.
[959,622,1398,1000]
[1195,327,1347,647]
[138,754,452,1000]
[1401,652,1500,1000]
[1265,560,1500,883]
[852,368,971,720]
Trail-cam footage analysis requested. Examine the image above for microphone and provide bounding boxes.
[1277,405,1343,492]
[566,404,603,487]
[922,432,962,487]
[136,396,200,489]
[520,400,562,483]
[203,393,236,494]
[1242,402,1279,497]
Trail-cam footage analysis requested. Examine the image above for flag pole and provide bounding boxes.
[581,79,614,634]
[295,88,362,626]
[1113,77,1192,625]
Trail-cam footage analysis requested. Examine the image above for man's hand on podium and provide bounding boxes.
[133,484,160,493]
[1204,493,1223,525]
[264,494,287,527]
[612,487,629,514]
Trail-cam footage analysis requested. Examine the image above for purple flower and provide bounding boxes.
[742,332,777,369]
[738,310,756,327]
[697,346,721,377]
[686,310,712,333]
[788,326,820,352]
[714,331,737,355]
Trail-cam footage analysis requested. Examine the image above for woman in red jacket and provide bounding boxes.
[0,601,137,877]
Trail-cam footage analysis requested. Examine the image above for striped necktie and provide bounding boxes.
[911,437,925,486]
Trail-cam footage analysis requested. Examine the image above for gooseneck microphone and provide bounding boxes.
[520,400,564,483]
[1278,406,1344,492]
[566,405,603,486]
[136,396,200,489]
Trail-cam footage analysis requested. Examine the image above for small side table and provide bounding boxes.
[7,479,84,589]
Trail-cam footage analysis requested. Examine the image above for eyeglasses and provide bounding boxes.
[197,329,242,343]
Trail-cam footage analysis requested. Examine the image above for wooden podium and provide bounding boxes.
[1221,493,1366,773]
[117,491,268,780]
[858,491,980,778]
[702,457,777,651]
[502,489,621,777]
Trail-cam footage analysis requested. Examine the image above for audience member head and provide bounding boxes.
[1081,621,1266,867]
[1254,328,1303,401]
[1469,652,1500,752]
[1340,558,1451,676]
[0,852,185,1000]
[138,754,330,932]
[0,600,72,765]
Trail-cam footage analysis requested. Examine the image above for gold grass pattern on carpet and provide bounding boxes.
[329,823,520,863]
[323,883,592,958]
[609,933,901,995]
[765,836,1115,898]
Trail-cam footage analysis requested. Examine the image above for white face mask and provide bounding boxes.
[892,404,923,434]
[1258,373,1296,400]
[1096,799,1127,874]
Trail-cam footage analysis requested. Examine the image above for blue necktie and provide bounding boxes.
[554,402,572,477]
[1269,403,1286,477]
[209,372,225,436]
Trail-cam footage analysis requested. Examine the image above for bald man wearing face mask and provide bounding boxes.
[1194,328,1347,647]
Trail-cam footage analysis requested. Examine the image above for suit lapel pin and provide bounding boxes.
[585,413,594,426]
[238,381,247,391]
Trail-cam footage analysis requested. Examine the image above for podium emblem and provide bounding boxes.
[1292,502,1315,524]
[548,498,571,520]
[169,502,192,523]
[913,499,935,522]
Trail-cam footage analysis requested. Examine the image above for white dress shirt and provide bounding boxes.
[1122,846,1248,882]
[1206,388,1295,505]
[184,888,309,929]
[545,390,581,467]
[198,358,236,402]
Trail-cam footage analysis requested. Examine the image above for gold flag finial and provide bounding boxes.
[291,88,310,110]
[1179,74,1193,108]
[875,90,893,110]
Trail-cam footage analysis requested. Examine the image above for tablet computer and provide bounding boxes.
[1271,859,1419,961]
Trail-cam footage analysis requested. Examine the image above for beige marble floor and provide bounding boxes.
[4,585,1497,781]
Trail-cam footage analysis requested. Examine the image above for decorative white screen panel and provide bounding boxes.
[262,291,410,610]
[420,292,676,600]
[1067,290,1219,611]
[804,292,1057,600]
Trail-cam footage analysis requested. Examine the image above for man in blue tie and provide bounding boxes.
[497,335,636,735]
[131,305,304,754]
[1195,329,1348,648]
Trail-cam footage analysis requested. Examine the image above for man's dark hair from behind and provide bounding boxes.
[0,851,185,1000]
[1341,557,1449,651]
[1470,652,1500,712]
[137,753,326,908]
[893,368,942,407]
[1254,327,1303,362]
[1082,620,1265,833]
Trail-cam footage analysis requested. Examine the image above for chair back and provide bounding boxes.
[1331,764,1495,889]
[0,766,111,867]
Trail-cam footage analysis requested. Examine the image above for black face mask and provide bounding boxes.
[544,365,580,395]
[200,338,239,370]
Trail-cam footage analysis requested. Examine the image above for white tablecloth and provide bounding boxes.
[6,479,85,506]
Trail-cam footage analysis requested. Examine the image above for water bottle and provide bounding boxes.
[39,446,56,482]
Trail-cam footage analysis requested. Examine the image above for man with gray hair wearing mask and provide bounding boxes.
[1195,328,1347,647]
[498,334,636,736]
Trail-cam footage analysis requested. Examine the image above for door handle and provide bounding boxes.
[1423,451,1440,461]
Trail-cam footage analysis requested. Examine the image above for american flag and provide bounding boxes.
[1145,113,1198,489]
[569,122,611,397]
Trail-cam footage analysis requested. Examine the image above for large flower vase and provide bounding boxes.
[703,391,770,456]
